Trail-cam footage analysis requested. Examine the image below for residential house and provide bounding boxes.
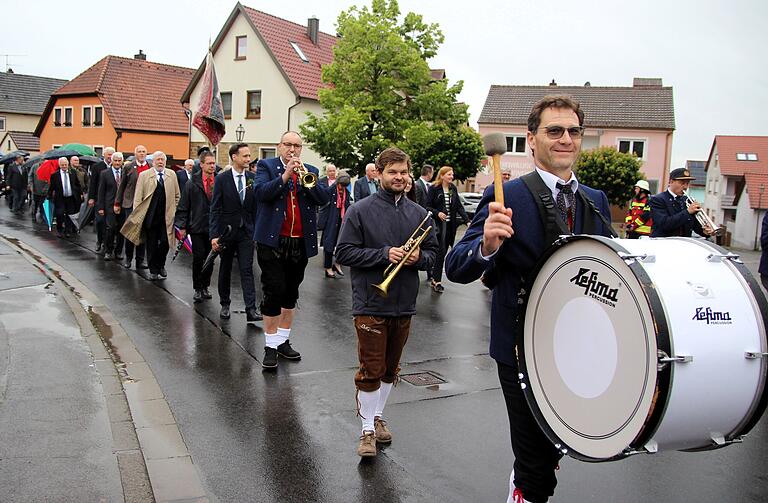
[704,136,768,249]
[0,70,67,154]
[475,78,676,195]
[35,52,194,160]
[181,3,336,167]
[685,159,707,202]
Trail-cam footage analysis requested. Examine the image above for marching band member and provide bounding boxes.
[649,168,714,238]
[335,147,438,458]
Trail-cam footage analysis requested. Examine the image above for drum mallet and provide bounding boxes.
[483,132,508,203]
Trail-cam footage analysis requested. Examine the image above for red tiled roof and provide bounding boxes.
[6,131,40,151]
[743,172,768,209]
[242,6,336,100]
[46,56,194,134]
[710,135,768,176]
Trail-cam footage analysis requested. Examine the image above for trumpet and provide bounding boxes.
[685,192,723,236]
[372,212,433,297]
[290,156,317,188]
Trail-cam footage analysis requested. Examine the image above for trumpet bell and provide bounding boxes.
[301,172,318,188]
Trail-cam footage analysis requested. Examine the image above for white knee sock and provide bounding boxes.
[276,327,290,345]
[374,382,393,418]
[358,389,378,433]
[265,332,281,349]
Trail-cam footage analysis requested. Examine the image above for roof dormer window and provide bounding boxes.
[737,153,758,161]
[290,41,309,63]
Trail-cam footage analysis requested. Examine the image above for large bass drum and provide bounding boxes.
[518,235,768,461]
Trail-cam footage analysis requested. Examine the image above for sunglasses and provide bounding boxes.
[539,125,585,140]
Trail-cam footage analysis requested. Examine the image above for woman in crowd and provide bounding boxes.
[426,166,468,293]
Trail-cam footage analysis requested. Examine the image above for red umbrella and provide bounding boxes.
[37,159,60,182]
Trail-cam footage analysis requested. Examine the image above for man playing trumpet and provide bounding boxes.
[335,147,438,458]
[650,167,716,238]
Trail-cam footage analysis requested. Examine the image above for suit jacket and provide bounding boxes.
[7,163,26,190]
[87,160,109,201]
[175,173,213,236]
[116,161,152,209]
[97,166,122,214]
[649,190,705,238]
[353,176,378,202]
[47,169,82,213]
[121,168,180,246]
[176,169,191,194]
[209,169,256,240]
[425,182,469,248]
[253,157,329,257]
[445,175,612,367]
[415,177,430,208]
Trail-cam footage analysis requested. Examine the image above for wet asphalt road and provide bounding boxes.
[1,203,767,503]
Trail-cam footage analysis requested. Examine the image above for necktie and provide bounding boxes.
[205,176,213,199]
[63,171,71,197]
[115,169,121,185]
[556,182,575,231]
[237,174,244,202]
[158,172,164,185]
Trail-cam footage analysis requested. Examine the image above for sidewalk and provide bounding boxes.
[0,237,153,502]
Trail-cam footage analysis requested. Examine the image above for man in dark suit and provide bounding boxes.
[446,95,613,503]
[650,168,714,238]
[176,151,216,303]
[176,159,194,193]
[353,163,379,202]
[254,131,329,368]
[414,164,433,209]
[210,143,261,323]
[97,152,126,260]
[88,147,114,252]
[47,157,83,238]
[7,154,27,214]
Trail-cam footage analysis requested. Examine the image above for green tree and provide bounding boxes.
[574,146,645,208]
[301,0,483,178]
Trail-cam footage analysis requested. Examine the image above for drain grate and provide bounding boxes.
[401,372,446,386]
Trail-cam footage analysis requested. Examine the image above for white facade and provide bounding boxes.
[732,185,763,250]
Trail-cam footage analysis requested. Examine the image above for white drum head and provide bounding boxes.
[521,237,659,460]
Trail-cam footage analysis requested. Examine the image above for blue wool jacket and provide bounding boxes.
[445,177,612,367]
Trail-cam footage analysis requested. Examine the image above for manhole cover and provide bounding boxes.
[401,372,446,386]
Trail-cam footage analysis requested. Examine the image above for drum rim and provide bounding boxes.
[517,234,674,462]
[670,237,768,446]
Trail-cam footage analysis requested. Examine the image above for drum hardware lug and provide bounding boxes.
[706,252,743,264]
[745,351,768,359]
[618,253,655,263]
[711,433,726,446]
[657,350,693,370]
[644,440,658,454]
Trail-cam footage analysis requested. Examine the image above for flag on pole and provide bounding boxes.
[192,51,226,146]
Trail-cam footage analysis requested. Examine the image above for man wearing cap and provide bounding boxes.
[624,179,653,238]
[650,168,714,238]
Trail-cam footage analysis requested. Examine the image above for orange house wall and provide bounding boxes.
[39,95,189,159]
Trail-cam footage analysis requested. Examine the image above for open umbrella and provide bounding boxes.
[78,155,100,165]
[42,199,54,231]
[0,150,29,165]
[61,143,97,156]
[36,159,60,183]
[21,155,44,171]
[40,148,80,161]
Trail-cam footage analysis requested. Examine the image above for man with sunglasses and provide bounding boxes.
[446,95,613,503]
[253,131,329,369]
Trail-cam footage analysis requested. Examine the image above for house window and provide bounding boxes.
[94,106,103,127]
[54,108,62,127]
[93,146,104,157]
[52,144,62,149]
[246,91,261,119]
[736,152,758,161]
[0,116,5,131]
[505,135,526,154]
[221,92,232,119]
[64,107,73,127]
[618,139,646,159]
[82,106,92,127]
[260,147,276,159]
[290,41,309,63]
[235,36,247,60]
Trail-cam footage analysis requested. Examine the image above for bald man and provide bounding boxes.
[353,163,379,202]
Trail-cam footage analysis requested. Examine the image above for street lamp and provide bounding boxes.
[755,184,765,251]
[235,124,245,142]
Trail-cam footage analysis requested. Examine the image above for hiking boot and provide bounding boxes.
[357,431,377,457]
[374,417,392,443]
[277,340,301,360]
[262,347,278,369]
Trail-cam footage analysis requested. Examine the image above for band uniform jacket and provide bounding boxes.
[47,169,83,213]
[253,157,329,257]
[121,168,180,246]
[445,176,612,367]
[649,191,705,238]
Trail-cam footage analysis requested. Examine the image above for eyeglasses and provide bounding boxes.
[281,142,303,149]
[538,126,585,140]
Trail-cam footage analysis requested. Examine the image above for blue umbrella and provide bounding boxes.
[42,199,54,231]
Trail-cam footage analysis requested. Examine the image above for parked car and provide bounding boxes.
[459,192,482,221]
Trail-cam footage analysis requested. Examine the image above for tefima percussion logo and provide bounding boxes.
[569,268,619,307]
[692,307,733,325]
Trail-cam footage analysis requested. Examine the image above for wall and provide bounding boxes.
[732,186,760,249]
[704,146,724,223]
[38,95,116,151]
[1,112,40,135]
[289,99,325,167]
[597,129,671,188]
[117,131,188,160]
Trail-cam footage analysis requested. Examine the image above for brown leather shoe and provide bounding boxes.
[374,417,392,443]
[357,431,377,457]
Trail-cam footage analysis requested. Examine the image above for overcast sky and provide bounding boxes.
[5,0,766,168]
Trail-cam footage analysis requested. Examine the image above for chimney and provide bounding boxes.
[549,79,557,86]
[584,81,591,87]
[307,16,319,45]
[633,77,662,88]
[134,50,147,61]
